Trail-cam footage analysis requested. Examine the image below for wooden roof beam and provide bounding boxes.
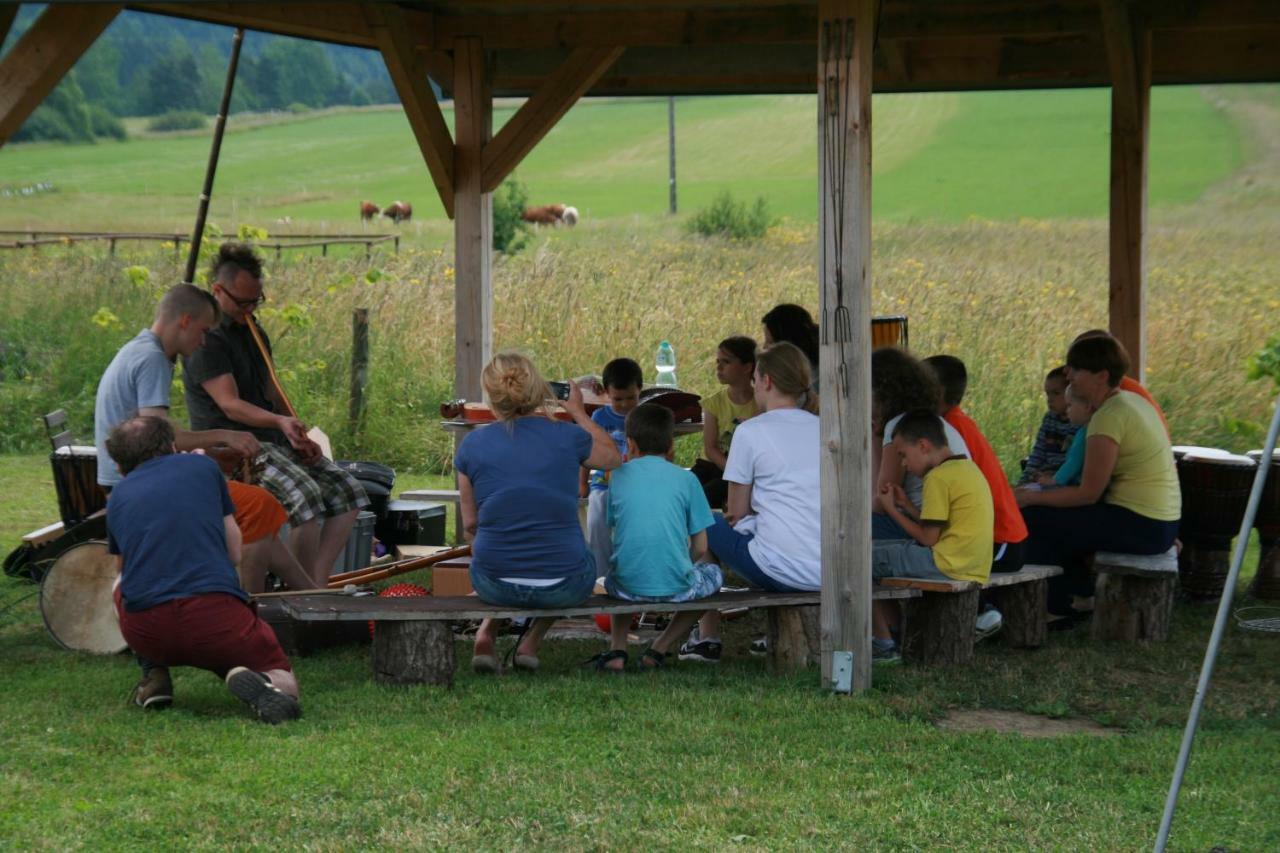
[367,3,455,219]
[481,45,624,193]
[0,3,122,148]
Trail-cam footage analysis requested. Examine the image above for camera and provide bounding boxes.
[548,381,571,401]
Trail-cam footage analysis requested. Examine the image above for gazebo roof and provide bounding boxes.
[135,1,1280,96]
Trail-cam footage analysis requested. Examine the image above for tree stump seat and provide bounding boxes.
[1092,547,1178,642]
[878,564,1064,666]
[279,589,921,686]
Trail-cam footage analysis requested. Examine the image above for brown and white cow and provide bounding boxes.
[360,200,379,222]
[382,200,412,223]
[521,204,579,226]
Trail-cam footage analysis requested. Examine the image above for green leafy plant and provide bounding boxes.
[146,109,207,132]
[1246,335,1280,389]
[492,178,532,255]
[687,191,774,241]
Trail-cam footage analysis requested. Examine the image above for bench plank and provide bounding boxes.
[1095,547,1178,578]
[398,488,462,503]
[879,564,1063,594]
[280,588,919,623]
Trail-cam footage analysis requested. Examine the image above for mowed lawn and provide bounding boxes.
[0,86,1242,229]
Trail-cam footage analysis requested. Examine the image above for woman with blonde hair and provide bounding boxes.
[679,341,822,663]
[455,351,622,673]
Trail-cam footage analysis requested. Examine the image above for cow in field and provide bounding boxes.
[521,204,579,226]
[360,200,379,222]
[382,200,412,223]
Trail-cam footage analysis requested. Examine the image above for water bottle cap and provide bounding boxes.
[660,340,671,347]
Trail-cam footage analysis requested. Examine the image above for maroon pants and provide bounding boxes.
[115,590,291,678]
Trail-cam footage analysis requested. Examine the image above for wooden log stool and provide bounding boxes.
[1091,548,1178,642]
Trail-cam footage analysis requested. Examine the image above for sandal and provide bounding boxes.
[638,647,666,670]
[471,654,500,674]
[513,653,540,672]
[582,650,628,673]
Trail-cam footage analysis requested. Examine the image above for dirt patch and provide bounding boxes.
[937,709,1115,738]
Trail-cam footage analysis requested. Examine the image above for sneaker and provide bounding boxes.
[225,667,302,724]
[678,639,722,664]
[130,667,173,710]
[975,608,1003,641]
[749,636,768,657]
[872,640,901,665]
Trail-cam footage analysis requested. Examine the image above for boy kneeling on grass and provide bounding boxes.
[591,404,723,672]
[871,409,994,663]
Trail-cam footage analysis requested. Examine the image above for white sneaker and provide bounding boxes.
[975,609,1003,641]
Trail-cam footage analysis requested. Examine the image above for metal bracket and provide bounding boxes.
[831,650,854,693]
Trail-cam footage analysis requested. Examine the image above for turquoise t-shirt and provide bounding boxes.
[607,455,714,597]
[1054,424,1088,486]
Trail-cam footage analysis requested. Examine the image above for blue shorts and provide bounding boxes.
[470,556,596,609]
[872,512,911,541]
[604,562,723,603]
[870,540,953,582]
[705,514,804,593]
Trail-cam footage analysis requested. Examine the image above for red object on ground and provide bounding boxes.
[368,582,429,638]
[593,613,640,633]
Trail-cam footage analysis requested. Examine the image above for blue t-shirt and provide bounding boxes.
[94,329,174,487]
[454,417,593,582]
[107,453,245,612]
[607,455,715,597]
[588,406,628,491]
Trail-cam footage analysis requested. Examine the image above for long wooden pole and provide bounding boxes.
[818,0,874,693]
[349,308,369,435]
[183,27,245,284]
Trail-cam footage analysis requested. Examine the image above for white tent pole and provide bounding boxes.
[1154,390,1280,851]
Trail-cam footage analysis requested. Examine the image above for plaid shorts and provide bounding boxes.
[256,443,368,525]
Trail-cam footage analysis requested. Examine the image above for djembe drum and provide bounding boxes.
[1176,449,1257,601]
[49,445,107,527]
[1247,449,1280,600]
[39,540,128,654]
[871,315,908,349]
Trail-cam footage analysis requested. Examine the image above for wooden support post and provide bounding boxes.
[0,6,18,48]
[481,45,624,193]
[367,3,456,219]
[1092,571,1173,642]
[0,4,122,148]
[995,578,1048,649]
[817,0,875,692]
[349,308,369,436]
[1101,0,1151,380]
[453,37,492,403]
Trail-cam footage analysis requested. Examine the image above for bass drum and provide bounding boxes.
[39,540,128,654]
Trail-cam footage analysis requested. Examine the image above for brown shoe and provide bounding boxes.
[131,667,173,710]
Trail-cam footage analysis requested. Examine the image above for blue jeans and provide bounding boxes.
[872,511,911,541]
[870,540,953,581]
[469,557,597,609]
[705,514,804,593]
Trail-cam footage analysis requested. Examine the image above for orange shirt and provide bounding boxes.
[1119,376,1170,437]
[226,480,288,545]
[943,407,1028,544]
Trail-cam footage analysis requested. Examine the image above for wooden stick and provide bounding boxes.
[326,545,471,588]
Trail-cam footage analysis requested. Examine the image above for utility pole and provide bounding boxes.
[667,96,677,214]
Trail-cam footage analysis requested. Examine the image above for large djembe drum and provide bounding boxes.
[49,445,107,527]
[1247,449,1280,600]
[1176,449,1257,601]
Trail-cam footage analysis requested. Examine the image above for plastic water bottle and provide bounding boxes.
[655,340,677,388]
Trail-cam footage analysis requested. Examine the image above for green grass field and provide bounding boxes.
[0,87,1243,228]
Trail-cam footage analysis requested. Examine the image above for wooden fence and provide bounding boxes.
[0,230,400,258]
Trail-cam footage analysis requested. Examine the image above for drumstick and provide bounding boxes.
[325,544,471,588]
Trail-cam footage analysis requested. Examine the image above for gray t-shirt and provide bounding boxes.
[94,329,173,487]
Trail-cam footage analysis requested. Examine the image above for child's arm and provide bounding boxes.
[688,529,708,564]
[725,481,753,526]
[1021,416,1053,481]
[877,484,941,547]
[701,411,727,470]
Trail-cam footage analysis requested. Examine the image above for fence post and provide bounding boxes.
[394,235,400,254]
[109,238,116,256]
[349,308,370,436]
[365,241,372,261]
[322,242,328,257]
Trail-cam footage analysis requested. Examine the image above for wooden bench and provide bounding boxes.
[398,488,461,504]
[878,564,1064,666]
[1092,547,1178,642]
[277,587,921,687]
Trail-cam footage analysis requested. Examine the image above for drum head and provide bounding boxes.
[1183,451,1255,468]
[39,540,127,654]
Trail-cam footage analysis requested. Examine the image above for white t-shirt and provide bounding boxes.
[882,412,971,508]
[722,408,821,590]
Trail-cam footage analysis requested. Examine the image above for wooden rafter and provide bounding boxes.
[366,3,455,218]
[0,4,123,148]
[481,46,623,193]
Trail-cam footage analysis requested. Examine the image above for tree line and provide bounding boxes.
[6,10,400,144]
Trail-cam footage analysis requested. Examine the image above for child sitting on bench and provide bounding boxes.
[871,410,994,663]
[592,404,722,671]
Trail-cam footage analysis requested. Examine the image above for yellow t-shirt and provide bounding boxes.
[920,458,994,583]
[1088,390,1181,521]
[702,386,758,454]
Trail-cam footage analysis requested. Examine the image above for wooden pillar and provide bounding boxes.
[1102,0,1151,380]
[453,37,492,402]
[0,4,122,148]
[817,0,875,692]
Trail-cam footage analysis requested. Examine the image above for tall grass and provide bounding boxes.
[1,214,1275,475]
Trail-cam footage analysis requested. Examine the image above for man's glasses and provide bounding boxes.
[217,285,265,309]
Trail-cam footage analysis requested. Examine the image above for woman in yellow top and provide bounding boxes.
[691,336,758,508]
[1016,335,1180,617]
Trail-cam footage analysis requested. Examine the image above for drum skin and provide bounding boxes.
[39,540,128,654]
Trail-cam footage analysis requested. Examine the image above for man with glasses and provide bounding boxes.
[183,242,368,586]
